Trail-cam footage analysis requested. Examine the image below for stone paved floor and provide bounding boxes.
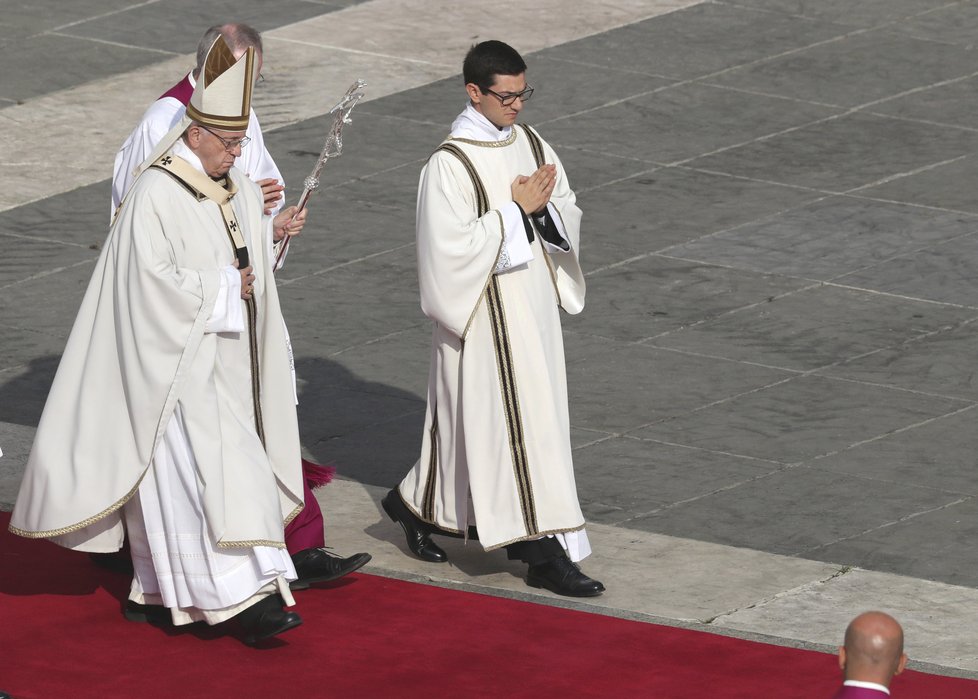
[3,0,978,677]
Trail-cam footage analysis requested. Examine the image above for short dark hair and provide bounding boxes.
[463,40,526,91]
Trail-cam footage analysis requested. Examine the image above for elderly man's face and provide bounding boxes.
[188,124,245,178]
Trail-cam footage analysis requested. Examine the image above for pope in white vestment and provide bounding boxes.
[10,38,308,639]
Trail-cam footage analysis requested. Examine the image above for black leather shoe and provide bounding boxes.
[526,555,605,597]
[236,594,303,645]
[124,601,172,626]
[381,489,448,563]
[90,551,134,575]
[290,548,372,590]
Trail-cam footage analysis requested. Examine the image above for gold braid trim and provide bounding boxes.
[483,524,588,553]
[399,493,465,535]
[8,472,147,540]
[283,501,304,527]
[446,130,518,148]
[217,539,288,549]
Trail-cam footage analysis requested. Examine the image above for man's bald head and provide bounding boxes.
[838,611,907,687]
[195,23,263,73]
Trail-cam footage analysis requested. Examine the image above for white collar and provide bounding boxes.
[172,139,206,176]
[843,680,890,694]
[450,103,512,142]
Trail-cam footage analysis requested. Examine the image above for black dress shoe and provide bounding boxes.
[381,489,448,563]
[90,551,134,575]
[289,548,372,590]
[124,601,172,626]
[235,594,303,645]
[526,555,605,597]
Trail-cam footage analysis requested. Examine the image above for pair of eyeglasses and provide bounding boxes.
[198,124,251,152]
[482,85,534,106]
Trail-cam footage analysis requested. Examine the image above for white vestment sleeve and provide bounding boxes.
[494,202,534,273]
[240,111,285,216]
[417,152,506,339]
[204,265,245,334]
[111,98,186,217]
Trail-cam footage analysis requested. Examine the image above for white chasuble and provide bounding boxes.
[398,115,590,556]
[10,153,304,572]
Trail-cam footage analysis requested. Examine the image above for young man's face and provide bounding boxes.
[467,73,529,129]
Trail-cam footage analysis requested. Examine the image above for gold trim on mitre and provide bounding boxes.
[185,36,254,132]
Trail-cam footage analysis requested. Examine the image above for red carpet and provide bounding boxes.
[1,512,975,699]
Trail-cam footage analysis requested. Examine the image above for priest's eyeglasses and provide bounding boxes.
[199,124,251,151]
[483,85,534,106]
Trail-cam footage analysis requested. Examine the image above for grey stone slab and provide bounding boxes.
[709,28,978,108]
[568,254,809,341]
[539,82,841,165]
[726,0,951,28]
[0,181,112,250]
[667,195,978,280]
[356,77,464,133]
[0,0,130,39]
[576,167,819,272]
[0,357,60,430]
[649,284,977,372]
[808,497,978,588]
[713,565,978,671]
[539,149,656,199]
[688,111,978,191]
[0,263,93,338]
[61,0,350,55]
[567,343,792,434]
[267,110,440,189]
[834,232,978,307]
[539,3,849,81]
[573,435,780,526]
[634,374,967,463]
[319,325,430,399]
[857,154,978,215]
[293,355,425,462]
[871,75,978,131]
[0,328,66,374]
[627,465,962,556]
[0,34,164,104]
[522,54,677,122]
[282,246,424,356]
[348,53,671,132]
[807,407,978,496]
[886,2,978,47]
[305,409,424,487]
[273,204,415,285]
[817,320,978,402]
[0,236,99,288]
[0,422,36,509]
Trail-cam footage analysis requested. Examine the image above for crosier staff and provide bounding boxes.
[275,79,367,268]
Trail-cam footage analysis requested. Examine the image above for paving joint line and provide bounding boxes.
[41,0,164,35]
[702,564,853,626]
[49,31,177,56]
[795,496,975,557]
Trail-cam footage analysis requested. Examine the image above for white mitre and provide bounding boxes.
[134,35,256,178]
